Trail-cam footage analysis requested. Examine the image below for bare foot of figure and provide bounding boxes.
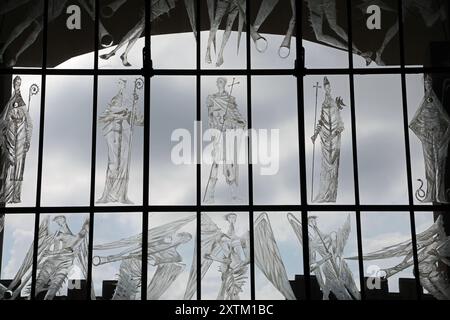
[216,55,224,67]
[100,52,115,60]
[120,53,132,67]
[375,51,386,66]
[6,57,17,68]
[205,48,212,64]
[360,51,373,66]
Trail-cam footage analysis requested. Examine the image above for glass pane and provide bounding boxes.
[41,76,93,206]
[415,212,450,300]
[0,75,41,207]
[250,0,296,69]
[99,0,144,69]
[352,0,400,68]
[0,213,35,300]
[201,212,250,300]
[404,0,449,67]
[252,76,300,205]
[150,76,196,205]
[361,212,417,300]
[407,73,450,205]
[201,76,248,205]
[355,75,408,204]
[35,213,90,300]
[48,0,95,69]
[151,0,196,69]
[304,75,355,205]
[92,212,142,300]
[95,76,144,206]
[147,212,196,300]
[254,211,303,300]
[307,212,360,300]
[302,0,349,69]
[201,0,247,69]
[0,0,43,68]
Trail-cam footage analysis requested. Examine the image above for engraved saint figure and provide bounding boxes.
[409,75,450,203]
[203,77,246,204]
[311,77,345,203]
[97,79,143,204]
[0,76,33,204]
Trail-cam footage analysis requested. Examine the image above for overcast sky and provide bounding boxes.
[0,28,438,300]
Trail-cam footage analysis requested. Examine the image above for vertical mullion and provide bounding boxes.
[86,0,100,301]
[142,0,152,301]
[397,0,422,300]
[245,0,255,300]
[346,0,365,300]
[30,0,49,300]
[195,0,201,301]
[295,0,311,301]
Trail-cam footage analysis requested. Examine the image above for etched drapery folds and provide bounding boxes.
[409,75,450,204]
[0,76,36,204]
[97,78,144,204]
[311,77,345,203]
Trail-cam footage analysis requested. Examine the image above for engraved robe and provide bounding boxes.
[314,93,344,203]
[409,89,450,203]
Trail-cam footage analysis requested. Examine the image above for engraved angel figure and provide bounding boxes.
[311,77,346,203]
[97,78,144,204]
[92,215,195,300]
[288,213,360,300]
[409,74,450,203]
[184,213,250,300]
[347,215,450,300]
[203,77,246,204]
[0,76,35,204]
[0,215,90,300]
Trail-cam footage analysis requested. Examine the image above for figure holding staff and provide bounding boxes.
[311,77,346,203]
[0,76,37,203]
[97,78,144,204]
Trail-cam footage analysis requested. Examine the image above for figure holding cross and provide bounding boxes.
[203,77,246,204]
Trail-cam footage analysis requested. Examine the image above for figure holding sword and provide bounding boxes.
[203,77,246,204]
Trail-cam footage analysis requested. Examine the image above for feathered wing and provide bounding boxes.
[335,214,351,257]
[113,258,141,300]
[254,213,296,300]
[9,216,53,298]
[184,214,224,300]
[347,216,443,261]
[75,218,94,299]
[287,212,303,245]
[147,263,185,300]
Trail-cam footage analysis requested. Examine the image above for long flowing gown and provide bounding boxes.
[0,91,32,203]
[409,88,450,203]
[314,92,344,203]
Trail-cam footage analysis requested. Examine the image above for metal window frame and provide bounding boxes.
[1,0,448,301]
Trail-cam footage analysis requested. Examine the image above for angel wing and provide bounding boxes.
[113,258,141,300]
[335,214,351,257]
[8,216,53,298]
[348,216,443,261]
[254,213,296,300]
[74,218,94,299]
[147,262,185,300]
[184,213,224,300]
